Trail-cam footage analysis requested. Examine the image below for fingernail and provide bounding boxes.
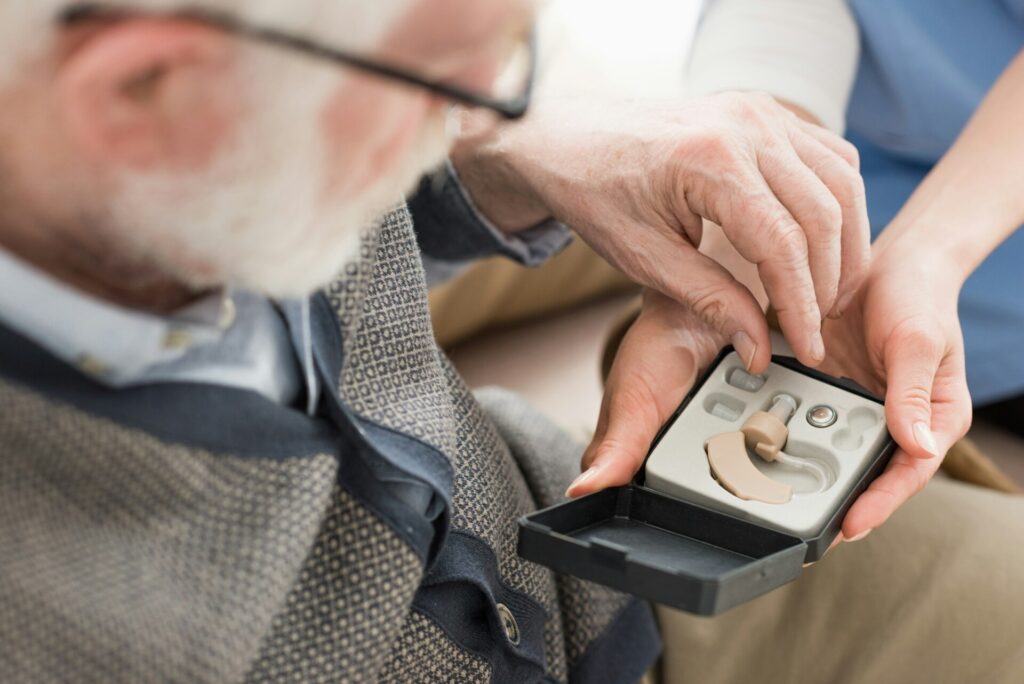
[845,529,872,543]
[913,422,939,458]
[566,465,599,498]
[809,331,825,363]
[731,331,757,371]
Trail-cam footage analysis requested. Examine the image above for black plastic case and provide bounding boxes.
[517,347,896,616]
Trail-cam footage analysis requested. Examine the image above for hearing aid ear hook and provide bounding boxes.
[705,393,830,504]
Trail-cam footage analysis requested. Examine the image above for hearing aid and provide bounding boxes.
[706,431,793,504]
[706,393,830,504]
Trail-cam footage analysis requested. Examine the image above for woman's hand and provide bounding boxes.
[818,243,973,540]
[571,242,972,545]
[569,290,725,497]
[452,93,870,370]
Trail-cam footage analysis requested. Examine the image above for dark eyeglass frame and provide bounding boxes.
[59,3,536,120]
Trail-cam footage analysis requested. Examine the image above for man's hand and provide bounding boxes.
[451,93,870,370]
[818,245,972,540]
[569,291,725,496]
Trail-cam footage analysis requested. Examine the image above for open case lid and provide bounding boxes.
[519,485,806,615]
[517,347,895,616]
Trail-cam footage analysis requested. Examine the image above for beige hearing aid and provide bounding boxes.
[706,394,828,504]
[706,430,792,504]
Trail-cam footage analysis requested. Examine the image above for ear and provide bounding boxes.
[56,19,241,171]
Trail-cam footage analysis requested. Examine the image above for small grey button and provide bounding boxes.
[496,603,520,645]
[807,404,838,428]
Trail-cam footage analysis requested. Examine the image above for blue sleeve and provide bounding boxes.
[407,160,572,274]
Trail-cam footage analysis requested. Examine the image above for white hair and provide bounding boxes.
[0,0,411,85]
[107,41,450,297]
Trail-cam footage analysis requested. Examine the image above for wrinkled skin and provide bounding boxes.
[455,93,871,370]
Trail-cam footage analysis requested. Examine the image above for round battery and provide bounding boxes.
[806,404,838,428]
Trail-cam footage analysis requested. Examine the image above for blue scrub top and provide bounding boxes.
[846,0,1024,404]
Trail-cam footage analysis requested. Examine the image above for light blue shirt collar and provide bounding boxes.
[0,247,318,413]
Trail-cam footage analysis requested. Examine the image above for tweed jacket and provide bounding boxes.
[0,169,660,683]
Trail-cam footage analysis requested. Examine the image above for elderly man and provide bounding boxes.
[0,1,886,682]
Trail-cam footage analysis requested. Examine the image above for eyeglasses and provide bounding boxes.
[59,3,536,120]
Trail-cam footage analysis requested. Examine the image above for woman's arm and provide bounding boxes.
[875,49,1024,280]
[805,51,1024,539]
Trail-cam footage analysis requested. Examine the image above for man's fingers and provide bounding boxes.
[578,221,771,372]
[716,176,824,367]
[796,118,861,171]
[884,325,945,459]
[646,239,773,373]
[841,447,943,539]
[789,131,871,318]
[757,143,843,323]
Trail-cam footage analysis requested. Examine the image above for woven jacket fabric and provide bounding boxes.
[0,202,659,683]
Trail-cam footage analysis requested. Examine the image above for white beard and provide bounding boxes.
[108,51,451,299]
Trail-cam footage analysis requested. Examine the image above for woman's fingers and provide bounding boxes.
[883,323,947,459]
[841,446,944,539]
[571,297,724,497]
[843,349,971,539]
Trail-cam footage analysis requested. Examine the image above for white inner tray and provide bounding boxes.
[644,352,889,538]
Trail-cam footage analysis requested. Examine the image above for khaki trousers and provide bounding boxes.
[653,474,1024,684]
[428,240,635,349]
[430,243,1024,684]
